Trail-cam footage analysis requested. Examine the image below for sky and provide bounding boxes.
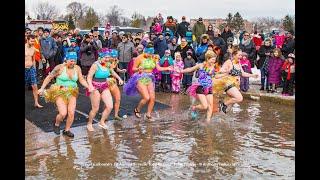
[25,0,295,21]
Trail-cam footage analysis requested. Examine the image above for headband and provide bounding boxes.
[65,51,77,61]
[144,47,155,54]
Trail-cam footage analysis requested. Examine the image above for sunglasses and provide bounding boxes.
[94,36,98,37]
[244,34,249,36]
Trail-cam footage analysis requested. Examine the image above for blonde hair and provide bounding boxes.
[205,50,217,61]
[174,52,181,59]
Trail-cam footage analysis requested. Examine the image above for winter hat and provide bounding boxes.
[288,53,295,59]
[44,28,50,33]
[201,34,209,39]
[241,52,248,58]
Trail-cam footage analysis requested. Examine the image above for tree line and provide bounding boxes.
[26,1,294,32]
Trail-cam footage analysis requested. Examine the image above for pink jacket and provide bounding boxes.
[171,60,184,78]
[275,35,285,48]
[153,23,162,34]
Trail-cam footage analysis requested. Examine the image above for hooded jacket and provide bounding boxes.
[40,36,57,59]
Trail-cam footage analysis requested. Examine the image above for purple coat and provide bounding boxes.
[267,57,284,84]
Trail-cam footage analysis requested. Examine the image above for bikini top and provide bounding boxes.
[229,60,242,76]
[140,57,156,70]
[56,66,78,87]
[94,61,111,79]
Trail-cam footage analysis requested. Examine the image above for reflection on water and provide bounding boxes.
[26,99,294,179]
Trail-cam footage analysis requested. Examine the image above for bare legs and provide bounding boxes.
[32,84,43,108]
[136,82,155,118]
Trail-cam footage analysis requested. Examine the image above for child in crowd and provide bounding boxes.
[171,52,184,93]
[281,53,295,96]
[239,52,252,92]
[159,49,174,92]
[182,50,196,94]
[267,48,284,93]
[153,63,162,92]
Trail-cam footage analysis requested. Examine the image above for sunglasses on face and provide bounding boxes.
[244,34,249,36]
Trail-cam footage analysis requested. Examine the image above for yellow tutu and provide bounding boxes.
[44,84,79,104]
[212,75,240,95]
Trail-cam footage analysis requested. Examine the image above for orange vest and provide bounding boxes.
[34,38,41,62]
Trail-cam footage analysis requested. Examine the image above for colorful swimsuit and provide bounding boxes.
[123,54,157,96]
[85,61,116,96]
[187,64,215,98]
[44,66,79,103]
[213,60,241,95]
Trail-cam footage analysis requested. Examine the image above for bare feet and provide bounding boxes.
[98,122,108,129]
[34,104,43,108]
[87,124,94,131]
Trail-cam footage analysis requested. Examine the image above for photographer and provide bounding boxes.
[80,34,99,76]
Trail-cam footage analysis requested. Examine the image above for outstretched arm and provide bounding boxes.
[180,63,201,73]
[38,64,62,94]
[240,65,258,78]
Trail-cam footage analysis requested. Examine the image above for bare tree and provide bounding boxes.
[252,17,281,32]
[105,5,123,26]
[35,2,59,20]
[131,12,145,28]
[66,2,88,27]
[97,13,105,27]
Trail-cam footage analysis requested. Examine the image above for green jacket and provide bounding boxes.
[192,22,206,43]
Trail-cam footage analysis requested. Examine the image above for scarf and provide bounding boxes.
[241,38,251,46]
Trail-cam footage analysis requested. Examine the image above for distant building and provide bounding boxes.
[26,20,68,31]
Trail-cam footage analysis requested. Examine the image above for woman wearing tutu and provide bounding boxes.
[180,50,219,122]
[123,42,172,120]
[86,48,124,131]
[38,50,93,137]
[213,46,259,114]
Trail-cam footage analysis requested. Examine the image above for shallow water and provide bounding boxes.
[25,94,294,179]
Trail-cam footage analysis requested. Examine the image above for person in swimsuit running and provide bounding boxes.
[38,49,93,137]
[86,48,124,131]
[180,50,221,122]
[123,42,172,120]
[213,45,259,113]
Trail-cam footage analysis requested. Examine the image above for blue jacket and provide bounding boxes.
[159,55,174,74]
[185,31,193,43]
[154,37,168,58]
[196,43,208,63]
[40,36,57,59]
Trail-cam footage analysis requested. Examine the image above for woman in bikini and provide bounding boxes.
[86,48,124,131]
[38,50,92,137]
[123,42,172,120]
[213,46,259,113]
